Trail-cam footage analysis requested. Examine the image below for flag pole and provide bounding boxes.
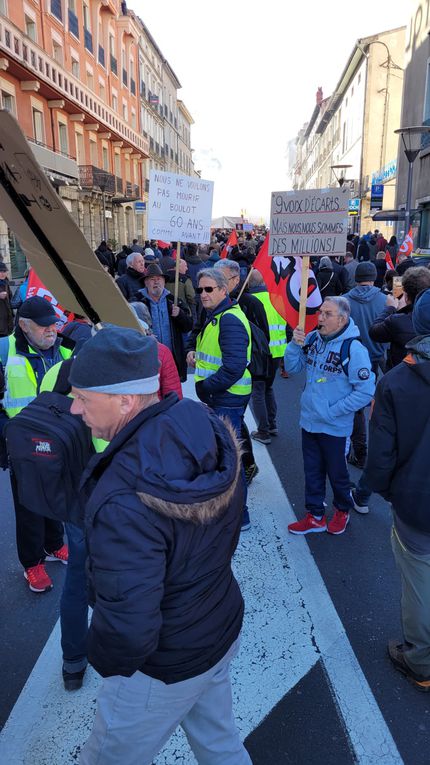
[174,241,181,306]
[236,267,254,302]
[298,255,310,330]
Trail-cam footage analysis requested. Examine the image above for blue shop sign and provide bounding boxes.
[371,159,397,185]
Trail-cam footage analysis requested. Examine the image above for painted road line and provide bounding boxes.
[0,382,403,764]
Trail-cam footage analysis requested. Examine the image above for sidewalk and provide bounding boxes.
[0,392,402,764]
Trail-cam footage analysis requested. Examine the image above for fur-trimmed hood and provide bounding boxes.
[82,394,242,526]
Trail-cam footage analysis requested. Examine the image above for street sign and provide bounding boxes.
[370,184,384,213]
[135,201,146,214]
[348,198,360,216]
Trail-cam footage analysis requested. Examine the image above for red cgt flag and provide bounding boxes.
[220,229,238,259]
[385,251,395,270]
[253,235,322,332]
[397,227,413,262]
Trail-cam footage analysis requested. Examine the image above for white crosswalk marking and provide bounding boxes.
[0,381,403,764]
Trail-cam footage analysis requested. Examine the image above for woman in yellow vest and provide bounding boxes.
[187,268,252,530]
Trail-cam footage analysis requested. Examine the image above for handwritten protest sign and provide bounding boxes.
[148,170,214,244]
[269,187,349,258]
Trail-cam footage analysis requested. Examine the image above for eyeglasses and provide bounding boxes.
[196,285,221,294]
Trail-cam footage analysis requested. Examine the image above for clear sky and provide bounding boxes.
[132,0,410,223]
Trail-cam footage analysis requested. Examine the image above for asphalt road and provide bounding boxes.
[0,370,429,764]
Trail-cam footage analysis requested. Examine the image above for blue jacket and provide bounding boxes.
[284,319,375,436]
[195,296,251,409]
[346,286,387,362]
[80,394,244,682]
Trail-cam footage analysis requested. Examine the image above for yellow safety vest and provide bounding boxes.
[41,359,108,453]
[195,304,252,396]
[3,335,72,418]
[253,291,287,359]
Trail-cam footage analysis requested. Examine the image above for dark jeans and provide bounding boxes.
[240,419,255,469]
[213,406,248,513]
[251,358,279,433]
[10,470,64,569]
[351,409,367,462]
[355,471,373,505]
[61,522,88,673]
[302,429,353,515]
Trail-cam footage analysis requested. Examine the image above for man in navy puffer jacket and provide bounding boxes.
[70,327,251,765]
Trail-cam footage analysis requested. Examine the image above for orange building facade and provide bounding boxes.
[0,0,196,275]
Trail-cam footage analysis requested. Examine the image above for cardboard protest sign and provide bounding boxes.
[269,187,349,258]
[148,169,214,245]
[0,111,141,331]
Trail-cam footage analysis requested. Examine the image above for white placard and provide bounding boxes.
[269,186,349,257]
[148,169,214,244]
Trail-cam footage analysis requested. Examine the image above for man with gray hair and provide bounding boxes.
[116,252,146,302]
[70,327,251,764]
[284,296,375,536]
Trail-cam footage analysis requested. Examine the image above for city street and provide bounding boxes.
[0,373,428,764]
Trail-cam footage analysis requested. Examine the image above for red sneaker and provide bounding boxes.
[24,563,53,593]
[327,509,350,535]
[44,544,68,564]
[288,513,327,535]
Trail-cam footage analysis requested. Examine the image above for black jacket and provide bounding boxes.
[369,304,415,369]
[138,292,192,381]
[316,267,342,298]
[80,394,244,681]
[396,258,416,276]
[116,267,146,302]
[365,338,430,532]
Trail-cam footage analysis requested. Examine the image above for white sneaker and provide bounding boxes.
[352,490,369,514]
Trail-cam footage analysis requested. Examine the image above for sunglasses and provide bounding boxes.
[196,285,221,294]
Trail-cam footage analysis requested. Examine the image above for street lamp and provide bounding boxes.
[330,164,352,187]
[394,125,430,235]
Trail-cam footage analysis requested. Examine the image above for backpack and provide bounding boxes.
[247,320,271,379]
[304,332,361,376]
[4,390,94,527]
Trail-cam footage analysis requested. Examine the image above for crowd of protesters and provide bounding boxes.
[1,224,430,764]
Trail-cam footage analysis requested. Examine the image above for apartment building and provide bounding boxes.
[395,0,430,248]
[0,0,196,276]
[292,27,405,238]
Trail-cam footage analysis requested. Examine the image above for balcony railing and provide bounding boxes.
[98,44,105,67]
[84,28,93,53]
[51,0,62,22]
[125,181,140,199]
[130,77,136,95]
[79,165,115,193]
[0,18,149,158]
[110,53,117,75]
[122,68,128,87]
[68,9,79,38]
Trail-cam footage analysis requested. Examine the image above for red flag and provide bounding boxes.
[397,227,413,262]
[26,269,72,328]
[220,229,238,259]
[253,235,322,332]
[385,251,395,270]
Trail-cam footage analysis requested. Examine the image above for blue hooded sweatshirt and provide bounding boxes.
[346,285,387,362]
[284,318,375,436]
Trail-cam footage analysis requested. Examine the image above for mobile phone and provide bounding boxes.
[392,277,403,298]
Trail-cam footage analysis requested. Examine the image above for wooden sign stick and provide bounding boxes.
[298,255,310,330]
[174,241,181,307]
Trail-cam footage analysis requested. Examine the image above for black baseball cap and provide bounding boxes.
[18,296,58,326]
[0,262,8,272]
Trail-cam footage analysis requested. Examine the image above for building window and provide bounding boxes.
[75,131,84,164]
[0,0,7,16]
[83,3,91,31]
[89,138,98,166]
[50,0,63,23]
[1,90,15,114]
[114,152,121,177]
[68,0,79,38]
[25,15,37,42]
[102,146,109,171]
[122,101,128,121]
[32,108,45,143]
[112,93,118,111]
[99,81,105,101]
[131,110,136,129]
[87,70,94,91]
[71,57,79,78]
[52,40,63,65]
[58,122,68,154]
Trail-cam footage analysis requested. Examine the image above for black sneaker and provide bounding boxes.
[63,666,86,692]
[268,427,279,436]
[251,430,272,445]
[244,463,259,486]
[388,641,430,692]
[352,489,369,515]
